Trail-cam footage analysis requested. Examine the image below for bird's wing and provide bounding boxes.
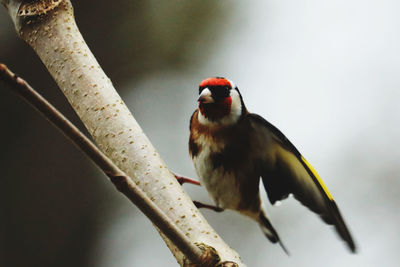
[248,113,356,252]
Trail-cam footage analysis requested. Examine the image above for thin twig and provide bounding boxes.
[0,63,206,265]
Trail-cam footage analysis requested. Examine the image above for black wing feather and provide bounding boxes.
[248,113,356,252]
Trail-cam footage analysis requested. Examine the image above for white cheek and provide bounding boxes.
[229,89,242,121]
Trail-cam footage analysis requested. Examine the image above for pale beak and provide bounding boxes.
[198,88,214,103]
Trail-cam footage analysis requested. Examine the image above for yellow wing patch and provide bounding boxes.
[301,156,334,201]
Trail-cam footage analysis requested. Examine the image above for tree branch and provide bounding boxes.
[1,0,245,266]
[0,63,208,264]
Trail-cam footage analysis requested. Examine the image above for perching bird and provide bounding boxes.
[188,77,356,253]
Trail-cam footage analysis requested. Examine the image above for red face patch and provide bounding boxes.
[199,96,232,121]
[199,77,232,88]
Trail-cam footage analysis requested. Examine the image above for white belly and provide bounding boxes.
[193,146,242,210]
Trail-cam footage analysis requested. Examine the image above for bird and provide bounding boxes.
[188,77,356,253]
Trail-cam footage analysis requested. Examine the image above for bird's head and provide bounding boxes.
[197,77,246,126]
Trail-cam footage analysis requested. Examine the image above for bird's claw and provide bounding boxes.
[174,173,201,186]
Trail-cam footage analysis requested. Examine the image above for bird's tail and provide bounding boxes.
[259,212,290,255]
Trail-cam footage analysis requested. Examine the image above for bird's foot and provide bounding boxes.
[193,201,224,212]
[174,173,201,186]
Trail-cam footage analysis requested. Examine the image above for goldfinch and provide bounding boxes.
[188,77,356,253]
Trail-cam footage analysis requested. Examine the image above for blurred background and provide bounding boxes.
[1,1,399,266]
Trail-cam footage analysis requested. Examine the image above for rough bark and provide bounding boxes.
[1,0,245,266]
